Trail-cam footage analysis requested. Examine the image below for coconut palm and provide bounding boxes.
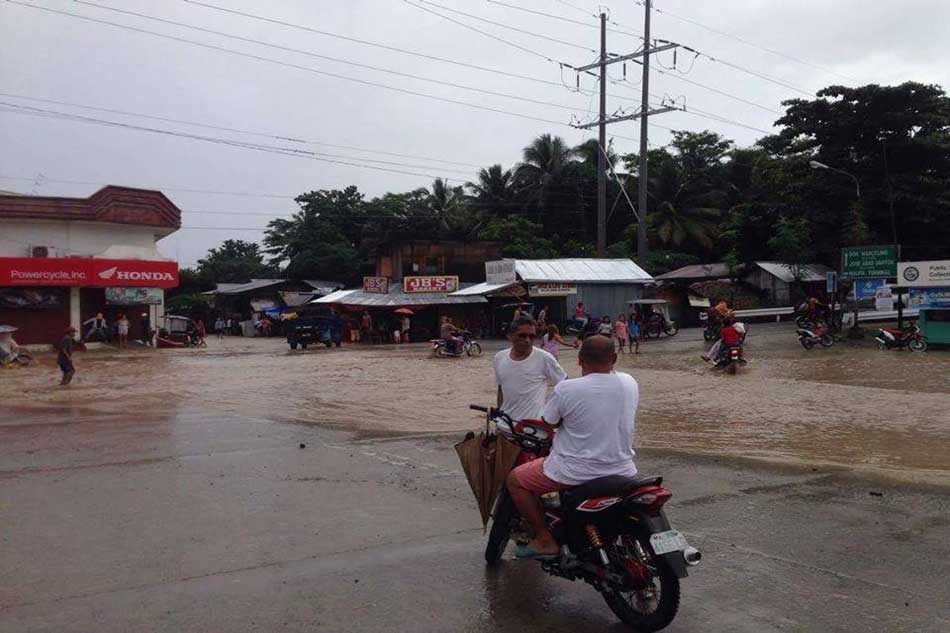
[466,164,515,217]
[514,134,582,232]
[647,159,722,252]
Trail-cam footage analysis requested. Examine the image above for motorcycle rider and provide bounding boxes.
[703,317,741,363]
[506,335,639,559]
[440,316,462,354]
[493,314,566,423]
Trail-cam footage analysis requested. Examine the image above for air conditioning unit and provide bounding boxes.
[31,245,50,258]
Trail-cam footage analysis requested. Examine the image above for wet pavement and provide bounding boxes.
[1,326,949,631]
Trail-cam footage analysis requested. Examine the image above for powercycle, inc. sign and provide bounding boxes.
[0,257,179,288]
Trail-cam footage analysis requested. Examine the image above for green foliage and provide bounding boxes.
[637,250,701,276]
[196,240,276,284]
[768,217,814,280]
[478,216,558,258]
[165,293,211,315]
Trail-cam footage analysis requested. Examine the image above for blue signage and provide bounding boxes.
[908,287,950,310]
[853,278,887,300]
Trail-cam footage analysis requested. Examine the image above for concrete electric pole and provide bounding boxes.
[573,1,675,262]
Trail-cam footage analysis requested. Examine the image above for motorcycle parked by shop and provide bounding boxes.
[431,331,482,357]
[797,324,835,350]
[875,324,928,352]
[473,405,700,632]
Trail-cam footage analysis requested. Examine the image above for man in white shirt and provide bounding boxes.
[493,315,566,422]
[506,335,640,559]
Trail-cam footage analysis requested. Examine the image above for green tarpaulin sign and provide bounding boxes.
[841,245,897,279]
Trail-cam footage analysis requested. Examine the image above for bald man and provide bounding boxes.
[506,335,640,559]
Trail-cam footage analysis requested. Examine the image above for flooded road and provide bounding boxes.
[2,323,948,485]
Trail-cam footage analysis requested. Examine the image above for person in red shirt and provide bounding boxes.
[719,318,741,346]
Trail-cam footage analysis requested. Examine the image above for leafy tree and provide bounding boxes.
[767,216,814,281]
[466,164,516,218]
[514,134,584,235]
[478,216,558,258]
[196,240,277,284]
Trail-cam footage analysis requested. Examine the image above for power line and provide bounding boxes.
[0,175,301,199]
[410,0,597,53]
[71,1,594,116]
[632,0,856,81]
[8,1,642,140]
[0,102,462,180]
[484,0,641,38]
[0,92,484,169]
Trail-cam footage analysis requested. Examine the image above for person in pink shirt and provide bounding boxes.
[614,312,629,353]
[540,324,578,360]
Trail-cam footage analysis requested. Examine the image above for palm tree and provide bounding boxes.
[514,134,581,231]
[428,178,479,239]
[647,159,721,252]
[466,164,514,217]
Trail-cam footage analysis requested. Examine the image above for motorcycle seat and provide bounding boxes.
[561,474,662,508]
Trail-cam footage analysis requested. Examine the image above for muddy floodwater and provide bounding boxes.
[3,324,949,486]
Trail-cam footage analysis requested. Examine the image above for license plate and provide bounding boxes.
[650,530,688,555]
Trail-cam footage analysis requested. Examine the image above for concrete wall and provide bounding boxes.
[0,219,160,258]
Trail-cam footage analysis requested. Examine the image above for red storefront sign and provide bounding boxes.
[363,276,389,294]
[403,275,459,293]
[0,257,179,288]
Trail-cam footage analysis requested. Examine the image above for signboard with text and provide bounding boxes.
[105,287,164,305]
[403,275,459,293]
[897,260,950,287]
[528,282,577,297]
[485,259,517,284]
[362,276,389,294]
[841,245,897,279]
[0,257,179,288]
[853,278,887,300]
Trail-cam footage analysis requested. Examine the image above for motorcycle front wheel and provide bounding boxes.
[485,490,514,565]
[909,338,928,352]
[800,337,814,350]
[602,536,681,632]
[664,323,679,337]
[467,342,483,357]
[819,334,835,348]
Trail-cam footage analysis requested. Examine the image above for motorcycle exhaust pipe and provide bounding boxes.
[874,337,886,346]
[683,546,702,566]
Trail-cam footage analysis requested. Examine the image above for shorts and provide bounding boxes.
[509,458,570,495]
[57,357,74,374]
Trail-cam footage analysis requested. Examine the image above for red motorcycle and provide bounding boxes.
[472,405,699,632]
[876,324,928,352]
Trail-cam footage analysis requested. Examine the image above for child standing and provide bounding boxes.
[614,312,629,353]
[627,312,640,354]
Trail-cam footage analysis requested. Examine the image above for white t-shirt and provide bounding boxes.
[541,371,639,485]
[493,347,566,422]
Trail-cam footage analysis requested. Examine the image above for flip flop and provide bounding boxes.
[513,544,558,561]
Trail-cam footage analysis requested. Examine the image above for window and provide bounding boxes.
[425,256,440,275]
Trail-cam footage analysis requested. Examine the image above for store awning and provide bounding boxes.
[312,284,486,307]
[688,295,711,308]
[448,281,519,297]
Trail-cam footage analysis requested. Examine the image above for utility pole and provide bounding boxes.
[597,13,607,257]
[572,1,676,262]
[636,0,652,264]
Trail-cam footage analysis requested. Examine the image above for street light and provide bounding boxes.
[809,160,861,199]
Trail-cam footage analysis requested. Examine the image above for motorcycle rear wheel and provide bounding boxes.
[664,323,679,337]
[485,490,514,565]
[819,335,835,348]
[602,538,680,632]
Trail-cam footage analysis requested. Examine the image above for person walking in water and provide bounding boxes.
[57,326,78,386]
[540,324,578,360]
[116,313,130,348]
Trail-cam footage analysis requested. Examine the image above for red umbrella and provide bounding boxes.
[394,308,414,315]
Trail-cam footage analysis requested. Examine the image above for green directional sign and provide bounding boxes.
[841,245,897,279]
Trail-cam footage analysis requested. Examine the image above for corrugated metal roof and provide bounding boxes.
[214,279,287,295]
[656,263,731,280]
[449,281,518,296]
[754,262,832,283]
[514,259,652,283]
[302,280,344,294]
[312,284,486,307]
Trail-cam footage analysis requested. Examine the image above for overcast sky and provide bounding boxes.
[2,0,948,267]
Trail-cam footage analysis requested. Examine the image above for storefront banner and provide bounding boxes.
[528,282,577,297]
[363,276,389,294]
[486,259,516,284]
[105,287,163,305]
[403,275,459,293]
[908,287,950,309]
[0,257,179,288]
[898,260,950,287]
[0,287,64,309]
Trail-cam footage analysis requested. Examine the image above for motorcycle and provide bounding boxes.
[565,317,602,341]
[431,331,482,357]
[713,344,746,374]
[474,405,699,631]
[875,324,927,352]
[797,324,835,350]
